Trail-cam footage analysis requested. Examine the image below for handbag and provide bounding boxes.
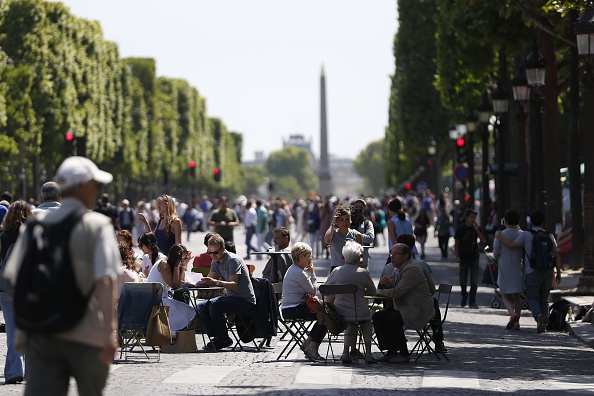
[145,284,172,346]
[161,329,197,353]
[305,294,321,314]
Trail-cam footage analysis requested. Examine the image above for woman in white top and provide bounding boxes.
[281,242,327,361]
[138,232,166,277]
[146,243,195,334]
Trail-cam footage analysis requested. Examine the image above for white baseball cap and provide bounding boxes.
[55,156,113,189]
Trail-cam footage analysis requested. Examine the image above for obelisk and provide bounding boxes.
[319,66,332,195]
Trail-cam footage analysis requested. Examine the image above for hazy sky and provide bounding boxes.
[52,1,398,161]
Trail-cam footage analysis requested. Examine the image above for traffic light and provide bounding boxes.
[456,137,468,163]
[213,168,221,182]
[405,183,411,190]
[189,160,196,178]
[65,132,75,157]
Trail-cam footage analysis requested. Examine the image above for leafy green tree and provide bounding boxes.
[266,146,318,196]
[354,139,386,195]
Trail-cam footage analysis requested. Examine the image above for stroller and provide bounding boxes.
[483,248,529,310]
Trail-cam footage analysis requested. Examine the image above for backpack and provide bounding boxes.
[547,300,570,331]
[14,209,90,334]
[526,229,555,270]
[0,243,15,293]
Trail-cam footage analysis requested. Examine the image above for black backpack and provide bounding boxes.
[547,300,570,332]
[526,229,555,270]
[14,208,90,334]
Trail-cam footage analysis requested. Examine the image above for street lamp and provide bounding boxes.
[427,137,437,193]
[478,94,493,227]
[466,110,478,206]
[491,82,509,222]
[512,65,530,228]
[574,1,594,292]
[525,45,546,211]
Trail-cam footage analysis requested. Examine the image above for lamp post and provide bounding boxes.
[574,2,594,291]
[478,95,492,227]
[492,82,509,222]
[512,65,530,228]
[525,45,546,212]
[449,125,459,201]
[466,110,478,208]
[427,137,437,194]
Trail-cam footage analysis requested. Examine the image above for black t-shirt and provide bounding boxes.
[455,224,480,261]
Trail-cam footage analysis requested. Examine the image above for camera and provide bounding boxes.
[350,206,362,216]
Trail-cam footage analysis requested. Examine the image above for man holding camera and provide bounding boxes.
[350,199,375,267]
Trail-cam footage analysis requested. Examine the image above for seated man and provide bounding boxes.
[196,234,256,351]
[373,243,435,363]
[262,226,293,283]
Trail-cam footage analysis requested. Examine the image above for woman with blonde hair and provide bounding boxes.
[0,200,33,384]
[138,194,182,255]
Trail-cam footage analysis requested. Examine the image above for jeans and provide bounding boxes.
[459,256,479,304]
[438,236,449,258]
[372,308,407,355]
[0,291,25,381]
[308,230,319,258]
[524,268,554,320]
[282,304,327,343]
[196,295,255,342]
[245,225,258,256]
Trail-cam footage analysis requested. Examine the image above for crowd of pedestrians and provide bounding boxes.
[0,156,575,394]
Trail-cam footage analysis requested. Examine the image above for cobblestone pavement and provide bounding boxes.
[1,228,593,395]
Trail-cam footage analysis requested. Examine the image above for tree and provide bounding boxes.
[266,146,318,196]
[354,139,386,195]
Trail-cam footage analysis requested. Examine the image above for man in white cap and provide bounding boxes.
[5,156,121,395]
[118,198,135,232]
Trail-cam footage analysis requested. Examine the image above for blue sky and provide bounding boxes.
[52,0,398,161]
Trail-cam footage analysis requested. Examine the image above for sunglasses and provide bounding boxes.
[207,249,221,255]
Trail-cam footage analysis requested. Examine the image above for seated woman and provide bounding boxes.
[116,229,143,262]
[324,241,377,364]
[138,232,166,278]
[118,242,141,285]
[146,243,196,335]
[281,242,327,361]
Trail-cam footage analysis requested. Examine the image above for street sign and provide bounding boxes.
[454,164,469,181]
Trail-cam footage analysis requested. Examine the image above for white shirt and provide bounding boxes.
[245,207,257,227]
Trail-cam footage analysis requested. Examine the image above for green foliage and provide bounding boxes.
[354,139,386,195]
[0,0,243,200]
[242,164,268,197]
[266,146,319,196]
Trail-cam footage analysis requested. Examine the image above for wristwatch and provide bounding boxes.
[216,280,220,286]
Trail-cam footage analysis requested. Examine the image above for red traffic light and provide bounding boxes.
[405,183,411,190]
[65,132,75,142]
[188,161,196,168]
[213,168,219,175]
[456,137,466,147]
[464,194,470,202]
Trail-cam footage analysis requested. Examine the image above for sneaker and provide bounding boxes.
[537,314,547,333]
[461,296,468,308]
[469,303,479,309]
[340,354,353,365]
[304,348,325,362]
[506,313,520,330]
[388,354,410,363]
[5,376,24,385]
[434,342,448,353]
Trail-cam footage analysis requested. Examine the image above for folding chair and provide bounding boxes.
[318,283,364,363]
[410,283,452,362]
[227,277,278,352]
[117,282,164,361]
